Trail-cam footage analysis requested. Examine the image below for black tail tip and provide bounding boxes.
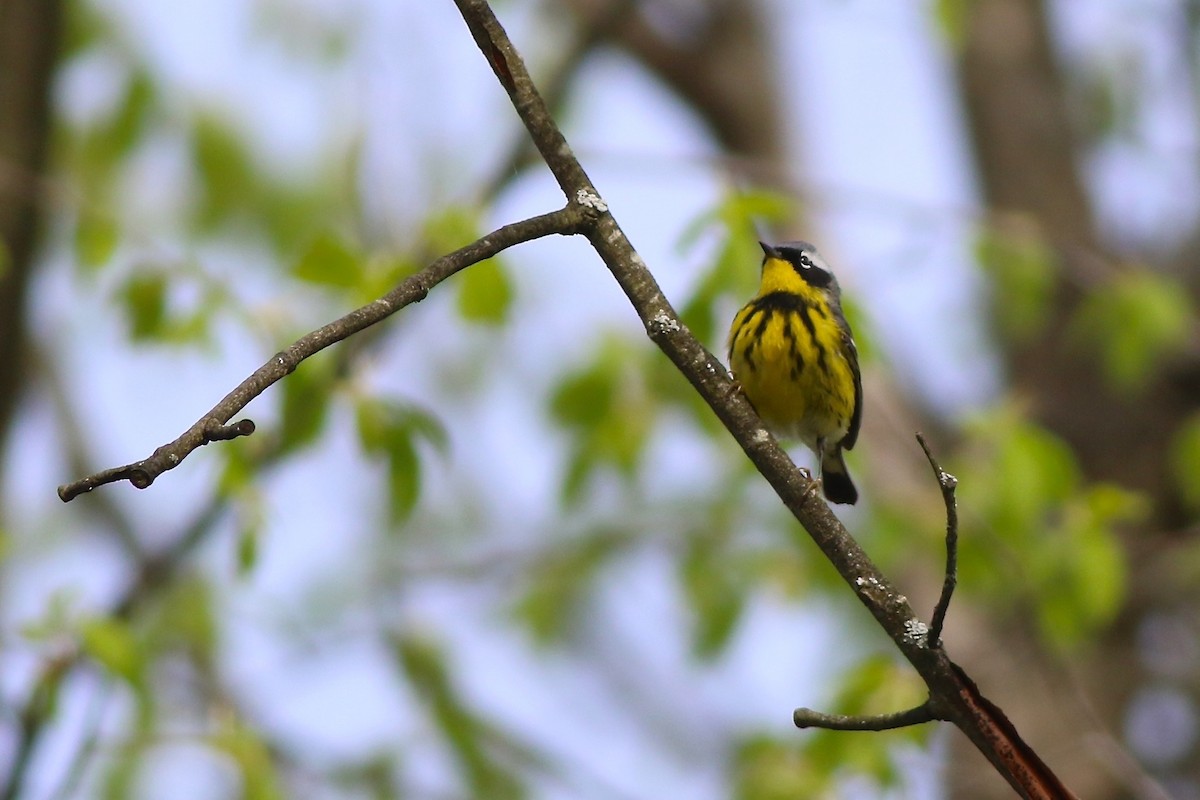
[822,471,858,505]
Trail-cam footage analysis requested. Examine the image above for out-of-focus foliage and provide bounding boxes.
[676,188,796,346]
[734,656,927,798]
[511,525,625,644]
[356,397,449,524]
[209,719,286,800]
[293,230,364,289]
[1170,412,1200,515]
[931,0,970,47]
[457,257,515,325]
[974,226,1058,343]
[12,2,1200,799]
[79,616,145,693]
[389,633,529,799]
[1070,270,1194,393]
[549,334,658,504]
[956,405,1146,648]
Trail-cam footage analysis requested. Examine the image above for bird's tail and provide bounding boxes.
[821,448,858,505]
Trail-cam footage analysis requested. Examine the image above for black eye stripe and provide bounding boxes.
[769,243,834,287]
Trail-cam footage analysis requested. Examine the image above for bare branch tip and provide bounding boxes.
[129,468,154,489]
[793,703,936,732]
[204,418,256,443]
[56,483,82,503]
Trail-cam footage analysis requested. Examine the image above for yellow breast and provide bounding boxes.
[728,292,856,451]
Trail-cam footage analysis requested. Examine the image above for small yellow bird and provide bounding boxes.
[728,241,862,504]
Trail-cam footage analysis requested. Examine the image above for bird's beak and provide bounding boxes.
[758,241,779,260]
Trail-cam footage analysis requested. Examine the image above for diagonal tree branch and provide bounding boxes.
[58,204,590,501]
[452,1,1077,797]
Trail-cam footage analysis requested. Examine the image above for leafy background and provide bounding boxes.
[2,1,1199,798]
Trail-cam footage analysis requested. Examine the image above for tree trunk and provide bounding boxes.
[0,0,61,467]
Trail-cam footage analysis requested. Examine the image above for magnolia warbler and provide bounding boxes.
[727,241,862,504]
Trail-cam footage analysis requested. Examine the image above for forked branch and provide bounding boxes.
[788,437,959,736]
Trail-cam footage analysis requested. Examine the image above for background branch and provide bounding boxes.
[0,0,61,477]
[58,204,589,500]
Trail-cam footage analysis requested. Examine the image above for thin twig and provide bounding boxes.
[58,204,589,501]
[917,432,958,648]
[794,703,937,732]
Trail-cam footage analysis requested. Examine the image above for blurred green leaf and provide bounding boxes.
[74,212,120,271]
[390,634,525,799]
[235,497,265,577]
[828,655,924,721]
[218,443,257,497]
[931,0,970,47]
[279,354,335,453]
[512,529,622,643]
[549,359,611,429]
[63,0,112,56]
[69,68,157,196]
[1033,484,1141,648]
[676,190,795,347]
[360,253,419,304]
[961,407,1081,553]
[677,189,796,254]
[190,110,341,251]
[457,258,513,325]
[120,270,167,340]
[678,237,755,348]
[191,114,255,230]
[107,69,155,158]
[681,534,745,659]
[20,591,78,642]
[959,406,1143,648]
[356,398,448,523]
[154,577,219,659]
[80,617,144,689]
[558,448,595,507]
[804,656,925,786]
[293,230,364,288]
[1071,270,1194,392]
[261,181,343,255]
[423,206,482,256]
[1170,412,1200,514]
[385,432,420,522]
[734,736,824,800]
[548,337,654,505]
[212,720,285,800]
[101,743,141,800]
[26,656,70,727]
[975,227,1057,341]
